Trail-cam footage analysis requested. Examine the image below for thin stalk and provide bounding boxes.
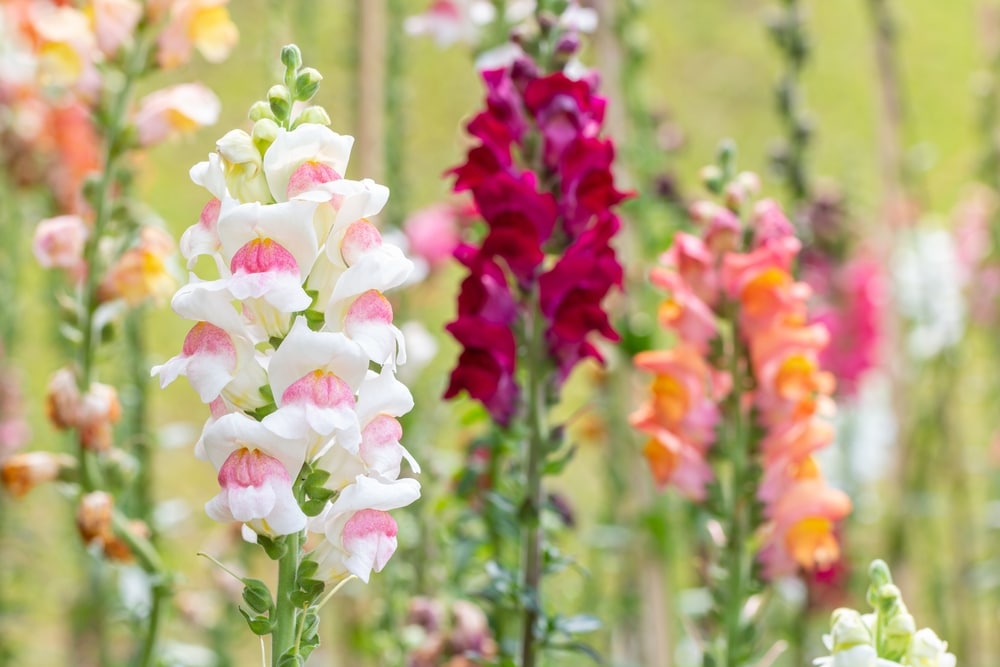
[78,32,152,388]
[271,526,302,665]
[124,306,153,523]
[721,327,749,667]
[771,0,812,209]
[519,294,549,667]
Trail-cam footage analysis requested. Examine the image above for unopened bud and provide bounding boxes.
[1,452,75,497]
[46,367,81,430]
[907,628,955,667]
[883,611,916,661]
[267,84,292,121]
[77,491,114,544]
[77,382,121,452]
[699,165,724,194]
[294,68,323,102]
[253,118,280,148]
[555,32,580,56]
[293,106,332,128]
[280,44,302,71]
[248,100,277,122]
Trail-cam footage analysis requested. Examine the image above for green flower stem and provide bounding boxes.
[124,306,154,523]
[519,292,550,667]
[722,325,750,667]
[271,493,303,667]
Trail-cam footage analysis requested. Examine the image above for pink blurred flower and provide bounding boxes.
[133,83,221,146]
[403,202,472,268]
[811,256,885,398]
[404,0,495,47]
[91,0,143,56]
[33,214,88,278]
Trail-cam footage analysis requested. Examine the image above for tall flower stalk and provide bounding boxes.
[443,5,625,664]
[630,146,851,666]
[154,45,420,667]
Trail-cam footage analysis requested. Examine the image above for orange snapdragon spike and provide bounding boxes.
[633,172,850,581]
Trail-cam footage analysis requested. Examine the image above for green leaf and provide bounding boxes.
[276,653,304,667]
[297,559,318,580]
[257,535,288,560]
[542,444,577,476]
[301,498,328,517]
[238,608,273,636]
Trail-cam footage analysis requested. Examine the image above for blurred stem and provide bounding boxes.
[771,0,812,210]
[720,324,751,667]
[519,293,549,667]
[79,27,151,388]
[125,306,154,525]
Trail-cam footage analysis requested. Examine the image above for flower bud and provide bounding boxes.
[46,367,82,430]
[293,106,332,128]
[1,452,75,497]
[828,608,873,652]
[883,611,916,661]
[907,628,956,667]
[280,44,303,71]
[217,129,273,203]
[249,100,277,122]
[77,382,122,452]
[252,118,281,153]
[699,164,724,193]
[294,68,323,101]
[77,490,114,545]
[267,84,292,121]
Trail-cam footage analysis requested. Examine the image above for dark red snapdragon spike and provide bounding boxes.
[444,52,628,421]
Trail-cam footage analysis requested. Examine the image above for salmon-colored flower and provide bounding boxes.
[101,226,178,306]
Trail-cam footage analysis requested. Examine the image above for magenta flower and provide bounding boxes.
[443,54,627,423]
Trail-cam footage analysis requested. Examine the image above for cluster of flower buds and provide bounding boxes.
[154,45,420,584]
[630,158,850,578]
[444,51,627,424]
[815,560,956,667]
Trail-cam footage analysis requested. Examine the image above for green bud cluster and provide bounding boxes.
[245,43,332,145]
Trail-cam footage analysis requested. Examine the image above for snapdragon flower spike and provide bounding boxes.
[444,53,626,422]
[631,172,850,579]
[159,51,419,587]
